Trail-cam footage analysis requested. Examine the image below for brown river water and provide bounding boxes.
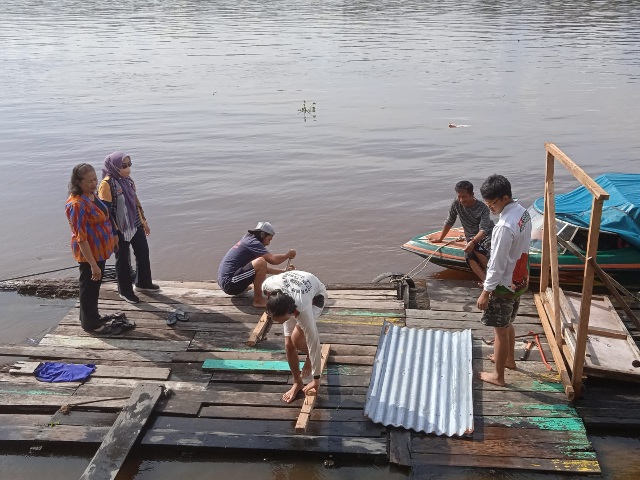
[1,0,640,477]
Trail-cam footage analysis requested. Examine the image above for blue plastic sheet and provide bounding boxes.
[533,173,640,249]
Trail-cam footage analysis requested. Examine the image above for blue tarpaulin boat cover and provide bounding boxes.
[533,173,640,249]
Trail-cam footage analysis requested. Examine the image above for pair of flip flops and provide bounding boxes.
[166,309,189,326]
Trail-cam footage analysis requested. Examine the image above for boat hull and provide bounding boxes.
[403,228,640,288]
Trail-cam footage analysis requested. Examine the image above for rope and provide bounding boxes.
[0,266,79,283]
[405,235,465,280]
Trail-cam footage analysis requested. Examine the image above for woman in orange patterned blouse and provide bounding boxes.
[65,163,117,333]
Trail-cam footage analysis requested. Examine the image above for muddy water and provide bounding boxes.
[2,0,640,477]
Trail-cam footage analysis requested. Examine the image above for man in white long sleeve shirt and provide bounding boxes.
[262,270,327,403]
[476,175,532,387]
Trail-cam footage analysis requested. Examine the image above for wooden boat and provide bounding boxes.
[402,174,640,288]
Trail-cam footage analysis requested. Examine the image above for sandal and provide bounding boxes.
[166,309,189,326]
[90,323,123,336]
[99,312,127,323]
[110,317,136,330]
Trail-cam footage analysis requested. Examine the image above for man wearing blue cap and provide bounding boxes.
[218,222,296,307]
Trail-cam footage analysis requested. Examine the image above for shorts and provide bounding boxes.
[465,237,490,267]
[283,294,326,337]
[481,295,520,328]
[222,263,255,295]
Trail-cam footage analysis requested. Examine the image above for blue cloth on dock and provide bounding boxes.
[34,362,96,382]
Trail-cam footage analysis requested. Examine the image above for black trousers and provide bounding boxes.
[78,260,105,331]
[116,226,153,295]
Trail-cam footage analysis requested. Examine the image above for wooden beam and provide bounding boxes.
[572,197,605,398]
[389,427,412,467]
[79,383,164,480]
[247,313,271,347]
[534,294,574,400]
[545,180,563,347]
[295,344,331,433]
[539,150,554,293]
[9,362,171,380]
[202,359,302,372]
[544,143,609,201]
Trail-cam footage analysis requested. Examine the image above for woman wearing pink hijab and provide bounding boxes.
[98,151,158,304]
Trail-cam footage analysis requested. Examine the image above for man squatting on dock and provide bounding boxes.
[262,270,327,402]
[476,175,532,387]
[429,180,494,282]
[217,222,296,308]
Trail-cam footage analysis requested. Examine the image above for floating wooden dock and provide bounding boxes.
[1,278,639,474]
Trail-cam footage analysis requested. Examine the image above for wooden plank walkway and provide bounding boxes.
[2,277,639,474]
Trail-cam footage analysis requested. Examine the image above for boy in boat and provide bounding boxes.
[476,175,532,387]
[429,180,494,282]
[262,270,327,403]
[218,222,296,308]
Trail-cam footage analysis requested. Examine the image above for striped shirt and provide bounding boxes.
[444,198,494,240]
[65,194,116,263]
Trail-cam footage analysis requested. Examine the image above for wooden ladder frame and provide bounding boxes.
[536,143,609,399]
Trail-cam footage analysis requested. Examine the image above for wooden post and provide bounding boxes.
[295,344,330,433]
[80,383,164,480]
[539,151,554,293]
[571,198,605,398]
[545,180,563,346]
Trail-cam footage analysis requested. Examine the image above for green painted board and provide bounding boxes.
[202,359,303,372]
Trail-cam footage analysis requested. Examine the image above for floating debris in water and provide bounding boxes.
[449,123,470,128]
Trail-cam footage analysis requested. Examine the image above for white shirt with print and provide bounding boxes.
[262,271,327,377]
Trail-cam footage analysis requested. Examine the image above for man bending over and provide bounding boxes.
[263,270,327,403]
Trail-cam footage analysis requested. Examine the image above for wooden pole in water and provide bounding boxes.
[539,150,554,293]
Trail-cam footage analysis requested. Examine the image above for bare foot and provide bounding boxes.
[282,379,304,403]
[301,357,311,378]
[478,371,506,387]
[253,299,267,308]
[487,354,516,370]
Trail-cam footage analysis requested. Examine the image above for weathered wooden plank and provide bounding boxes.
[38,335,190,352]
[83,377,207,392]
[50,410,120,427]
[389,428,412,467]
[141,429,387,455]
[52,324,196,342]
[296,344,331,433]
[80,383,164,480]
[0,424,109,443]
[0,345,172,363]
[148,415,384,438]
[198,405,366,422]
[0,394,126,410]
[411,453,600,472]
[97,294,405,311]
[9,361,171,381]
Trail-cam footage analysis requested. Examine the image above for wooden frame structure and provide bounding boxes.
[536,143,609,399]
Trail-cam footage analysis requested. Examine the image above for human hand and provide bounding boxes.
[477,290,490,311]
[288,249,297,259]
[286,263,296,271]
[303,378,320,395]
[463,240,475,253]
[113,235,119,250]
[144,224,150,236]
[428,235,443,243]
[90,264,102,281]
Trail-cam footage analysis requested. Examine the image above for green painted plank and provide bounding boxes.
[0,388,72,396]
[203,359,302,372]
[486,416,587,432]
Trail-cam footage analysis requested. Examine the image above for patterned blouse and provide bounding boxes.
[65,194,116,263]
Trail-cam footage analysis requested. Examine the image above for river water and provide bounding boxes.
[1,0,640,478]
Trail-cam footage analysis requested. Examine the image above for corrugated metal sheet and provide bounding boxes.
[364,323,474,436]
